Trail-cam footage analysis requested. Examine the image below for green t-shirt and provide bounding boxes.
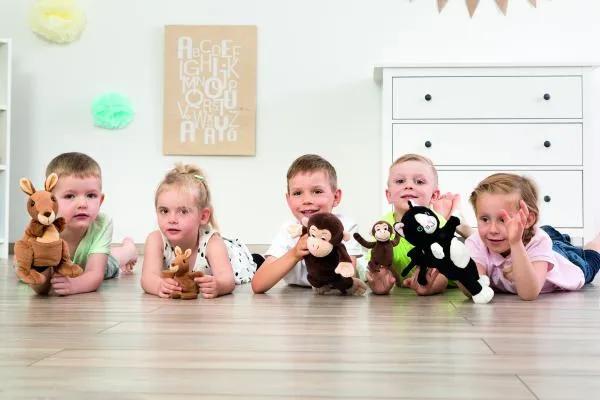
[72,213,113,269]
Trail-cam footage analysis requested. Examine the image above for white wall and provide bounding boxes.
[1,0,599,245]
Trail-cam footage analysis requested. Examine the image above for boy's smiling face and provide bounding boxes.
[386,160,439,216]
[285,170,341,222]
[53,175,104,230]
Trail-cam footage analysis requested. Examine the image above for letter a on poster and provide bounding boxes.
[163,25,257,155]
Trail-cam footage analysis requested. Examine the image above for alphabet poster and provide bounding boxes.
[163,25,257,155]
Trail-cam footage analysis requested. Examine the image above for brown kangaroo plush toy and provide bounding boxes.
[14,173,83,285]
[161,246,204,299]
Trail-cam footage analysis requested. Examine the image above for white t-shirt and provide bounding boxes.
[265,214,366,286]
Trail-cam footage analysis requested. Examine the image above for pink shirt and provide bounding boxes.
[465,229,584,294]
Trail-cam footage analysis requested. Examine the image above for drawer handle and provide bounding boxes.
[543,195,551,203]
[543,93,551,101]
[424,140,432,148]
[424,94,432,101]
[543,140,551,148]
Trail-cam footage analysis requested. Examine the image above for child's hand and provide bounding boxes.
[431,193,461,220]
[293,234,310,260]
[158,278,181,298]
[402,267,440,296]
[51,273,74,296]
[366,268,396,295]
[499,200,529,245]
[195,275,220,299]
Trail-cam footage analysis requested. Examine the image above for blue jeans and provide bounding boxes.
[541,226,600,284]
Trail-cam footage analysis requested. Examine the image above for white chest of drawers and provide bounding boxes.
[374,64,600,242]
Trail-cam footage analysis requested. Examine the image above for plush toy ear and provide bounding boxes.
[174,246,182,256]
[20,178,35,196]
[183,248,192,258]
[44,173,59,192]
[287,224,303,238]
[394,222,405,237]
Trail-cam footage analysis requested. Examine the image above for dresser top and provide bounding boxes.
[374,63,600,84]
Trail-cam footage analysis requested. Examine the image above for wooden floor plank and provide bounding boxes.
[2,258,600,398]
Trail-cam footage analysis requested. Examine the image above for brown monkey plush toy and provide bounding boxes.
[14,174,83,285]
[289,212,367,296]
[353,221,401,283]
[161,246,204,300]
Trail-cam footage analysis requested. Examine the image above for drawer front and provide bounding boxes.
[392,123,582,166]
[392,76,582,120]
[437,170,583,229]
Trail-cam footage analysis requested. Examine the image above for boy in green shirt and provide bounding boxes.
[28,152,137,295]
[368,153,471,295]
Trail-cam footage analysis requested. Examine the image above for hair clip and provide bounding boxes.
[194,175,204,181]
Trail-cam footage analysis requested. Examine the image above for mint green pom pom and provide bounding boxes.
[91,92,134,129]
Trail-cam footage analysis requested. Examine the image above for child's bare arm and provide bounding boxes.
[141,231,180,298]
[197,234,235,299]
[499,204,548,300]
[251,235,309,294]
[509,243,548,301]
[51,254,106,295]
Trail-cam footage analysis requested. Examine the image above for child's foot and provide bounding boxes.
[115,237,138,274]
[584,234,600,253]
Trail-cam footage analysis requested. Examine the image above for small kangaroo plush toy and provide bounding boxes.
[14,173,83,285]
[161,246,204,300]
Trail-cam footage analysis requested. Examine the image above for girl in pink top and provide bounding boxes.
[464,173,600,301]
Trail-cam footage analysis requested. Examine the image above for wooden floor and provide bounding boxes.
[2,259,600,399]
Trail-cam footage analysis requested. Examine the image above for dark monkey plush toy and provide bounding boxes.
[395,201,494,304]
[353,221,401,282]
[289,212,366,296]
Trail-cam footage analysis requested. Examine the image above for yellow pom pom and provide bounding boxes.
[30,0,86,44]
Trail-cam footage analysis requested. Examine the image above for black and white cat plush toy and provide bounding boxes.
[394,201,494,304]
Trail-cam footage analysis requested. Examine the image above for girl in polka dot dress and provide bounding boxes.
[141,163,259,299]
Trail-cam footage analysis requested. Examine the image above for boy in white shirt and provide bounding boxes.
[251,154,367,294]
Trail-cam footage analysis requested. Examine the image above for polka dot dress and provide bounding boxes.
[161,225,257,284]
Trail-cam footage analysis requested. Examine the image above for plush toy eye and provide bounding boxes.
[417,226,423,232]
[29,200,35,207]
[51,195,56,202]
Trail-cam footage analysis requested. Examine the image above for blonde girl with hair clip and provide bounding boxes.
[465,173,600,301]
[141,163,259,299]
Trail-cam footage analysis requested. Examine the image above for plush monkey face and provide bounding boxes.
[305,213,347,258]
[308,224,334,257]
[372,221,394,242]
[397,201,440,245]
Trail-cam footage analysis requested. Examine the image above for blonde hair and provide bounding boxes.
[469,173,539,245]
[286,154,337,192]
[46,152,102,185]
[389,153,438,187]
[155,163,218,229]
